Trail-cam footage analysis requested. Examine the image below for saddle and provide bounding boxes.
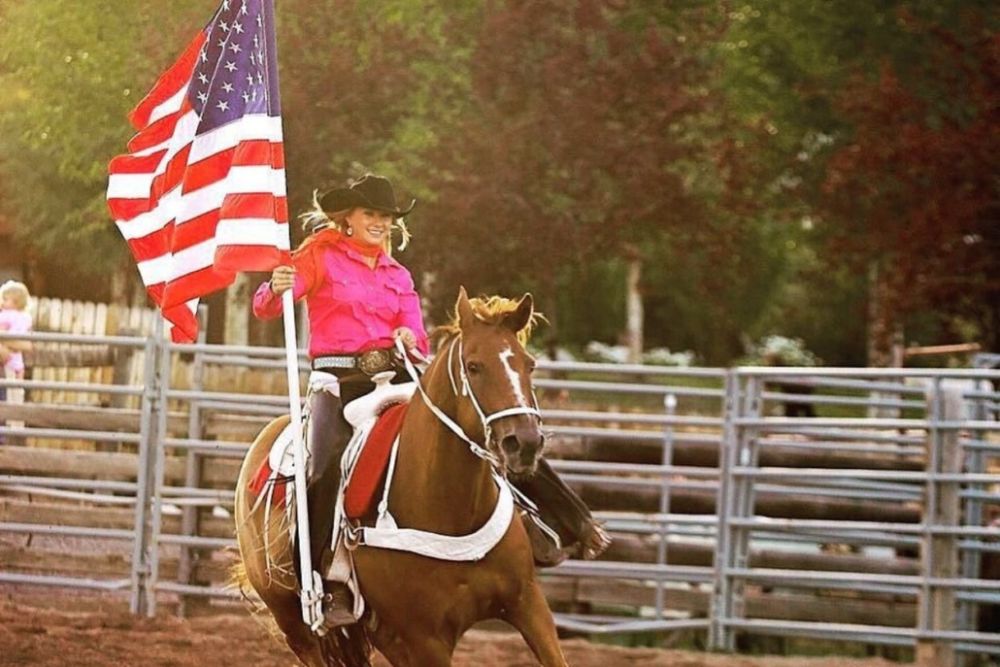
[248,371,415,513]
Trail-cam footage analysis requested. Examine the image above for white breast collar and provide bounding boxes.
[344,434,514,561]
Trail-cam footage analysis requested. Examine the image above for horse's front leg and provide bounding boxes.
[502,579,568,667]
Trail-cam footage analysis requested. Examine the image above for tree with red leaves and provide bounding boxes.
[821,15,999,361]
[724,1,999,364]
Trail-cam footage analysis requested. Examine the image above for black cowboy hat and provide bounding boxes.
[319,174,416,218]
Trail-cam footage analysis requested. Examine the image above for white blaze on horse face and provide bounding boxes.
[499,347,528,407]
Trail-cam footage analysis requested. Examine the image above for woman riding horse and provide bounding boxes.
[239,288,586,665]
[251,174,609,628]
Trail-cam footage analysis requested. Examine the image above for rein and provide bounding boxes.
[396,336,542,472]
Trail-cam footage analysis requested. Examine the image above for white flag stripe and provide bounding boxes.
[176,166,286,224]
[188,114,283,163]
[216,218,291,249]
[136,236,216,285]
[135,253,176,286]
[107,172,159,199]
[124,110,199,159]
[148,84,190,124]
[115,189,180,239]
[170,237,220,278]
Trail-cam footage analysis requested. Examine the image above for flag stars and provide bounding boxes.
[249,52,256,65]
[246,73,255,87]
[199,49,208,63]
[222,82,234,93]
[242,91,251,104]
[223,0,231,9]
[197,91,208,103]
[216,100,230,112]
[240,1,249,16]
[219,21,230,33]
[198,72,209,84]
[257,72,264,85]
[229,43,242,54]
[232,21,244,35]
[256,14,263,27]
[224,60,237,72]
[217,38,227,49]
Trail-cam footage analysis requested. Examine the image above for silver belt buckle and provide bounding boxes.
[357,348,393,376]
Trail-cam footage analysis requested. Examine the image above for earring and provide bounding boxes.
[346,227,354,236]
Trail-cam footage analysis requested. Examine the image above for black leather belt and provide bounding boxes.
[312,348,397,376]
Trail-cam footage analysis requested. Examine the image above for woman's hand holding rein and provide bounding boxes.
[394,327,418,351]
[269,265,296,295]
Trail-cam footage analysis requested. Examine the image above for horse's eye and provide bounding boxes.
[466,361,482,375]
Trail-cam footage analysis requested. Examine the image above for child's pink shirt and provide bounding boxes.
[0,309,32,375]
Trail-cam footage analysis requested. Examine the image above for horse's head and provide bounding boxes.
[447,287,544,475]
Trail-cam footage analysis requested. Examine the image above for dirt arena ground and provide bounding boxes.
[0,589,906,667]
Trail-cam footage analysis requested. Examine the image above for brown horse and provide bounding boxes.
[234,289,568,666]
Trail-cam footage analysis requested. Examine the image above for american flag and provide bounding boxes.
[107,0,289,342]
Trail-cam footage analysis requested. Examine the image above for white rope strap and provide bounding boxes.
[396,339,500,465]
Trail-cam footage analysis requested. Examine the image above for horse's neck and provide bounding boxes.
[390,346,500,535]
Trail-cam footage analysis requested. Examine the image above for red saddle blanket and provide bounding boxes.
[344,402,409,519]
[248,403,409,520]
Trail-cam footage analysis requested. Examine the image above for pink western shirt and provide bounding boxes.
[252,235,429,359]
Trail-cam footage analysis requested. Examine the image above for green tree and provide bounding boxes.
[0,0,208,289]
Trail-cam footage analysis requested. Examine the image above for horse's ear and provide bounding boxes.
[504,292,534,333]
[456,286,476,329]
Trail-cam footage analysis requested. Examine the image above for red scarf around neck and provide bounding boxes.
[345,235,383,258]
[293,226,383,260]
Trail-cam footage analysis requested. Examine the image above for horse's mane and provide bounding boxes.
[434,295,542,350]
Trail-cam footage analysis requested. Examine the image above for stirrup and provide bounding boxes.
[320,582,356,630]
[522,511,566,568]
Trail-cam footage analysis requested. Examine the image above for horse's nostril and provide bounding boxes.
[501,435,520,455]
[520,447,539,470]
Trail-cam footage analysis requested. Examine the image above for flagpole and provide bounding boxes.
[281,289,321,630]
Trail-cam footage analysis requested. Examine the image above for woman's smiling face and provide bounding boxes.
[345,207,394,247]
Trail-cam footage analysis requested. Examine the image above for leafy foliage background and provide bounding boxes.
[0,0,995,363]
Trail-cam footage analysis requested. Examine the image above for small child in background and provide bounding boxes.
[0,280,33,381]
[0,281,32,442]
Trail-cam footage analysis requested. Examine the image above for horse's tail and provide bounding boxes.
[321,624,376,667]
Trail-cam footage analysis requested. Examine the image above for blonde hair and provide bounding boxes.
[297,189,411,255]
[0,281,30,311]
